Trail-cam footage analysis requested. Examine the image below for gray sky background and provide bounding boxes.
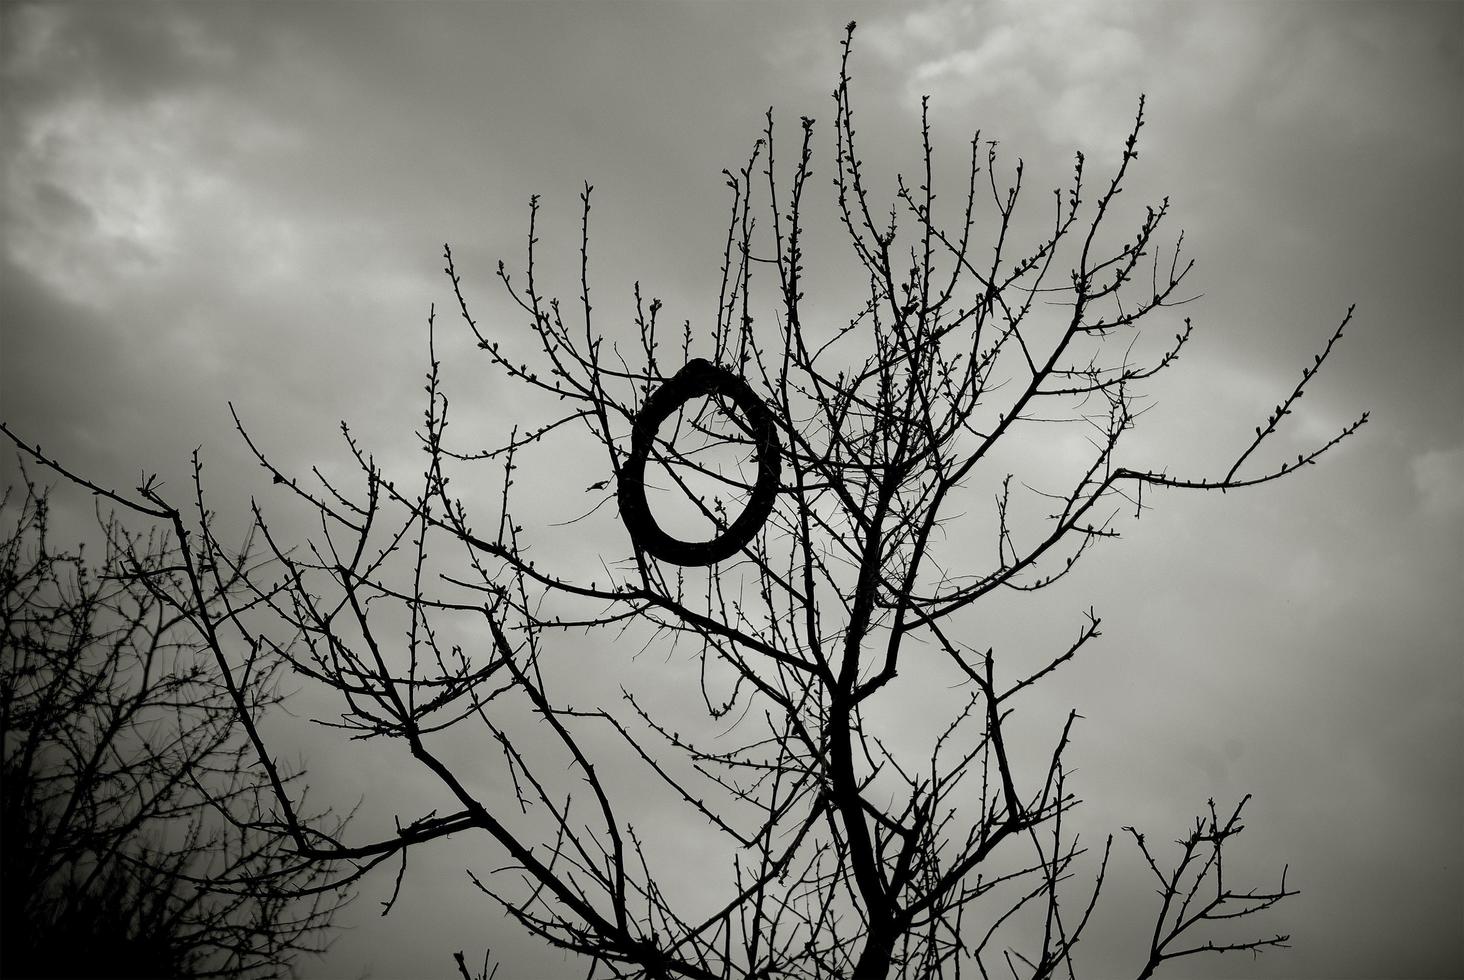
[1,2,1461,978]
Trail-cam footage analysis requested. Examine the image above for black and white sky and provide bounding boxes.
[1,2,1461,978]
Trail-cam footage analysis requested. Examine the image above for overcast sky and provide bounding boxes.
[2,2,1461,978]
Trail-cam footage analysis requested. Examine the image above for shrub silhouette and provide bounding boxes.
[0,482,350,980]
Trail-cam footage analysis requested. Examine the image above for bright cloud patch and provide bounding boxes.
[868,0,1147,149]
[2,90,307,309]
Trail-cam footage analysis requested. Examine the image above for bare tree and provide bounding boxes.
[0,478,351,979]
[2,25,1365,980]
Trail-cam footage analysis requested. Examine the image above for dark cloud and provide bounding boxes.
[1,2,262,110]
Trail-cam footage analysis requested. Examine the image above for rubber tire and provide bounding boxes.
[617,359,781,566]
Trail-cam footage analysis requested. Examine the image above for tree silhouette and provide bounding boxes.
[1,25,1365,980]
[0,480,351,979]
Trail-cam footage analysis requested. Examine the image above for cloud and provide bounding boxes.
[1411,445,1464,516]
[862,0,1147,149]
[1,5,308,310]
[0,2,256,113]
[7,95,214,305]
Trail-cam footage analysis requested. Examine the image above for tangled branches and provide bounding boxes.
[0,23,1364,980]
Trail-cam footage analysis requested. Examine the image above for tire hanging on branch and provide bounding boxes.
[617,359,782,566]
